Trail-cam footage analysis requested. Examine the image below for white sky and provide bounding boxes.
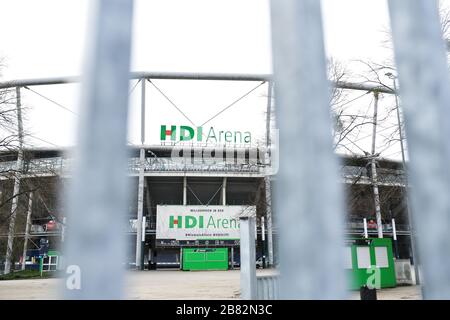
[1,0,446,159]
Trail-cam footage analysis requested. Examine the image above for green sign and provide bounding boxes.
[160,125,252,144]
[157,205,255,241]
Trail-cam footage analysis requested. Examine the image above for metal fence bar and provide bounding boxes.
[240,216,257,299]
[388,0,450,299]
[256,275,280,300]
[265,81,274,267]
[270,0,347,299]
[63,0,134,299]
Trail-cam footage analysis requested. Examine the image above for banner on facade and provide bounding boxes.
[156,205,255,241]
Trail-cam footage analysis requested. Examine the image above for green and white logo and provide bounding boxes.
[160,125,252,144]
[169,215,239,229]
[156,205,254,241]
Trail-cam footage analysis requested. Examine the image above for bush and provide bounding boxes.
[0,269,60,281]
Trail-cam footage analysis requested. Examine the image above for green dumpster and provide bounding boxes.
[182,248,228,271]
[345,238,396,290]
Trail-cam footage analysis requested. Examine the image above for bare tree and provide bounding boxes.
[0,59,21,155]
[0,61,65,273]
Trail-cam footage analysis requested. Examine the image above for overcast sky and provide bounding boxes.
[1,0,447,159]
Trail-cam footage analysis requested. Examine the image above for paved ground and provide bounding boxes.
[0,269,421,300]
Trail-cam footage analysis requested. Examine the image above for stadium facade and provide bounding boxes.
[0,142,413,270]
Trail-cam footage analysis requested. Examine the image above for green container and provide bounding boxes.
[346,238,396,290]
[182,248,228,271]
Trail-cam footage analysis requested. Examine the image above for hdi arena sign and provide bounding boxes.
[160,125,252,144]
[156,205,256,241]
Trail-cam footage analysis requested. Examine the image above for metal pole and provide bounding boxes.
[392,218,399,259]
[230,246,234,270]
[144,178,155,266]
[222,177,227,205]
[265,81,273,147]
[141,79,145,144]
[135,77,146,269]
[180,247,183,270]
[388,0,450,299]
[370,92,383,239]
[392,79,407,166]
[265,177,274,267]
[183,176,187,205]
[4,86,24,275]
[391,76,420,283]
[63,0,134,299]
[141,216,146,270]
[392,218,397,241]
[363,218,368,239]
[240,216,256,300]
[61,217,67,243]
[21,192,33,271]
[261,216,266,268]
[136,148,145,269]
[270,0,347,299]
[265,81,274,268]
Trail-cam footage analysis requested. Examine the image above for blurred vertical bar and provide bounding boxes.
[64,0,134,299]
[240,216,257,299]
[270,0,347,299]
[265,81,274,267]
[388,0,450,299]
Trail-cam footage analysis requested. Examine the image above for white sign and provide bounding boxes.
[156,205,255,241]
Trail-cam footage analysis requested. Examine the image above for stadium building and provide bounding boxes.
[0,142,413,271]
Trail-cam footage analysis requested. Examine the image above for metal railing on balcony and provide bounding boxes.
[0,155,407,184]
